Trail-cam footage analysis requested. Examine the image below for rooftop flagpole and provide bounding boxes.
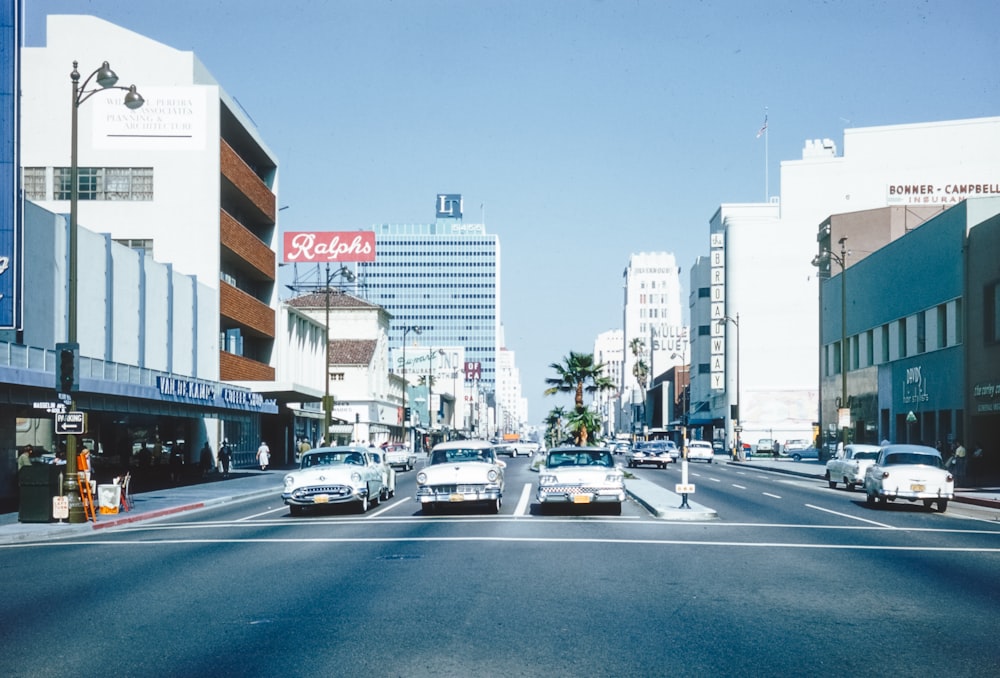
[756,108,769,201]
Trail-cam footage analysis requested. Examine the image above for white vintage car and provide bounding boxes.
[537,446,625,514]
[416,440,505,514]
[686,440,715,463]
[383,444,417,471]
[863,444,954,512]
[825,443,881,490]
[367,448,397,499]
[282,446,386,515]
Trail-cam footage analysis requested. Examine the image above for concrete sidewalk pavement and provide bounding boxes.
[1,470,283,545]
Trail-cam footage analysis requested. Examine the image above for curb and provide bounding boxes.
[626,477,718,520]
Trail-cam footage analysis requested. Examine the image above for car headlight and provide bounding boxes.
[283,475,295,490]
[539,474,556,485]
[416,471,427,485]
[487,469,499,482]
[606,473,623,483]
[351,472,362,483]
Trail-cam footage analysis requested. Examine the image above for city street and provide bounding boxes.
[3,457,999,677]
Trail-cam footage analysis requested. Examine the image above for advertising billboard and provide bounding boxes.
[282,231,376,263]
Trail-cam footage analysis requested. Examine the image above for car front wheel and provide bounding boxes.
[358,491,370,513]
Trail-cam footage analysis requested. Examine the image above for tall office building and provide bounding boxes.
[621,252,685,433]
[359,194,501,395]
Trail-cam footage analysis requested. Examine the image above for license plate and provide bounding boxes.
[314,494,329,503]
[573,495,592,504]
[449,494,465,502]
[910,484,925,492]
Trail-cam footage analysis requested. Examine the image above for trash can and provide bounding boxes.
[18,464,61,523]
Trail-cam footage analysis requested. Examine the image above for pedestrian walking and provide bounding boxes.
[256,441,270,471]
[951,441,967,486]
[219,441,232,478]
[199,441,213,478]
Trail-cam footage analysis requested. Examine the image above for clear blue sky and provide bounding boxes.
[23,0,1000,425]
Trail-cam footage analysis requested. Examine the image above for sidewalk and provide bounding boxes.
[725,456,1000,510]
[1,469,283,545]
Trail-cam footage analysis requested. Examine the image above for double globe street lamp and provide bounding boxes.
[401,325,421,449]
[62,61,144,523]
[812,236,850,452]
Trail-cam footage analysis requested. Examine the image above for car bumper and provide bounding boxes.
[416,485,502,504]
[282,485,368,506]
[871,486,954,500]
[537,486,625,504]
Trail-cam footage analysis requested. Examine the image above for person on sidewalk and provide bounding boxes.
[256,441,270,471]
[219,442,232,478]
[199,441,213,478]
[17,445,33,472]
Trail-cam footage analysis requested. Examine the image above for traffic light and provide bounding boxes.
[56,342,80,393]
[404,407,411,421]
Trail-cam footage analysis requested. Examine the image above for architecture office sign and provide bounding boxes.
[709,231,727,391]
[282,231,376,263]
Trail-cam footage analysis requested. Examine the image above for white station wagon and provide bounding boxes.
[863,444,954,512]
[416,440,506,514]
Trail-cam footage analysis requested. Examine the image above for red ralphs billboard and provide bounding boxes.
[282,231,376,263]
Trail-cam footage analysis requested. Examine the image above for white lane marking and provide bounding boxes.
[368,497,412,517]
[732,484,747,490]
[12,535,1000,553]
[709,477,721,483]
[806,503,896,528]
[762,492,782,499]
[238,505,289,521]
[514,483,532,516]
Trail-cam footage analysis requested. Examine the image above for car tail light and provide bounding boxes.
[946,474,954,482]
[881,471,890,479]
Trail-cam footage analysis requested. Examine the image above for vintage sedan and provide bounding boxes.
[863,444,954,512]
[537,446,625,514]
[686,440,715,463]
[367,448,397,499]
[825,443,881,490]
[416,440,506,513]
[383,444,416,471]
[626,442,673,469]
[282,446,385,515]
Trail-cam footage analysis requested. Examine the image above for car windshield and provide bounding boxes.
[854,451,879,461]
[430,448,495,465]
[883,453,942,468]
[301,452,365,468]
[546,451,614,468]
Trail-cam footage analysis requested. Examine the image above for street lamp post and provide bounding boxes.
[63,61,144,523]
[401,325,421,448]
[812,237,850,453]
[721,314,741,461]
[322,264,355,445]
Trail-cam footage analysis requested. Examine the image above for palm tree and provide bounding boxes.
[629,338,649,391]
[544,351,617,445]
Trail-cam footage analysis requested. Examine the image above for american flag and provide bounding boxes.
[756,115,768,138]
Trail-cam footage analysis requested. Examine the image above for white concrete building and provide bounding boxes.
[593,328,623,438]
[621,251,684,435]
[692,116,1000,453]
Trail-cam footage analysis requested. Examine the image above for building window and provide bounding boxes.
[881,324,890,363]
[53,167,154,201]
[955,298,963,345]
[865,330,874,367]
[898,319,908,358]
[23,167,47,200]
[937,303,948,349]
[916,311,926,354]
[114,238,153,257]
[986,282,1000,344]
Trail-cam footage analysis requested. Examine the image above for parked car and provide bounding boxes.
[536,446,625,514]
[282,446,385,516]
[416,440,506,514]
[383,444,416,471]
[863,444,953,512]
[783,439,810,455]
[686,440,714,463]
[663,440,681,461]
[754,438,776,457]
[626,442,673,469]
[825,443,881,490]
[787,445,820,462]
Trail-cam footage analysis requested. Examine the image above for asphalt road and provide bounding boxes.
[3,456,999,677]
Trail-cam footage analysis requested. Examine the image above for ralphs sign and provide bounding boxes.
[283,231,376,263]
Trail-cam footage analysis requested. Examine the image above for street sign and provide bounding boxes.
[675,484,696,494]
[55,411,86,435]
[53,495,69,520]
